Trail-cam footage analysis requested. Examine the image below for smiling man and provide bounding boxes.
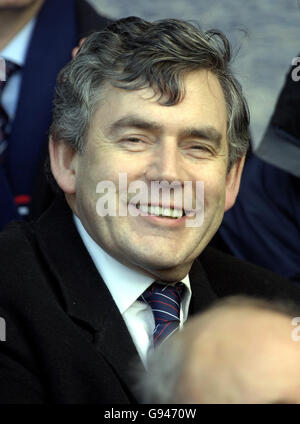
[1,17,300,404]
[53,70,233,281]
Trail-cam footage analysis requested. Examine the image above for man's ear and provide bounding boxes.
[49,136,78,194]
[224,156,245,212]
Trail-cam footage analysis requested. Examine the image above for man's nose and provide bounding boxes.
[145,141,182,182]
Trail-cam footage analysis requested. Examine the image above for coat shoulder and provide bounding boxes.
[0,221,61,305]
[200,247,300,302]
[0,221,36,269]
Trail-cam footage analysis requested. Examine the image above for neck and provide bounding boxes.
[144,262,192,282]
[0,0,44,51]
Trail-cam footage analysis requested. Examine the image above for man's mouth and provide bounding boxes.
[135,204,185,219]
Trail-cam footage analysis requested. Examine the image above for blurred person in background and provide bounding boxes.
[138,296,300,404]
[0,0,111,229]
[214,57,300,285]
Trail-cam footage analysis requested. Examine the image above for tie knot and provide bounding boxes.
[142,281,184,305]
[140,281,184,347]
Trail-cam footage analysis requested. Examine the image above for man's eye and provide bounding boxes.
[120,137,148,151]
[190,145,212,152]
[191,144,209,150]
[187,144,215,158]
[123,138,143,143]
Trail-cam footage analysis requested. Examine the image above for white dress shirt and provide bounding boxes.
[0,18,36,121]
[73,214,192,366]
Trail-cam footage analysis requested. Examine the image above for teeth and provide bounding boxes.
[148,206,157,215]
[171,208,184,218]
[138,204,149,214]
[137,205,183,218]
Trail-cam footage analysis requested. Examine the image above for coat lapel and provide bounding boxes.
[34,196,140,397]
[188,256,218,315]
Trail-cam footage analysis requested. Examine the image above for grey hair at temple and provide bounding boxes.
[50,16,250,170]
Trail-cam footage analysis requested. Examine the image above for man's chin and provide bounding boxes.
[134,255,193,281]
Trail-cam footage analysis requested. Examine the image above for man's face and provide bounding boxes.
[71,70,241,280]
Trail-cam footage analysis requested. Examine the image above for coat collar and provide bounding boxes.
[189,256,218,315]
[34,195,124,330]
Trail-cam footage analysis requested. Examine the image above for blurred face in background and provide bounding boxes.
[181,307,300,404]
[0,0,44,49]
[0,0,41,9]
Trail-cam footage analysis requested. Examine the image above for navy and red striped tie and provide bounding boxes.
[140,281,184,347]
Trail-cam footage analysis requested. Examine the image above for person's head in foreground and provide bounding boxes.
[49,16,249,281]
[137,296,300,404]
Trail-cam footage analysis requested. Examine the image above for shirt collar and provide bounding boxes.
[73,214,191,314]
[0,18,36,66]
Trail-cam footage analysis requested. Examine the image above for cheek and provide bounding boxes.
[77,150,112,191]
[201,179,227,228]
[75,155,104,217]
[201,168,227,206]
[85,148,143,184]
[204,183,226,212]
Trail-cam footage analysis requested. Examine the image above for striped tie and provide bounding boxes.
[0,59,20,167]
[140,281,184,347]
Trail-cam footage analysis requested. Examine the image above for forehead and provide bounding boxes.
[90,70,227,137]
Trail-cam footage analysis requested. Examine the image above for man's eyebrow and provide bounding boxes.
[108,116,162,135]
[108,115,222,147]
[180,127,222,147]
